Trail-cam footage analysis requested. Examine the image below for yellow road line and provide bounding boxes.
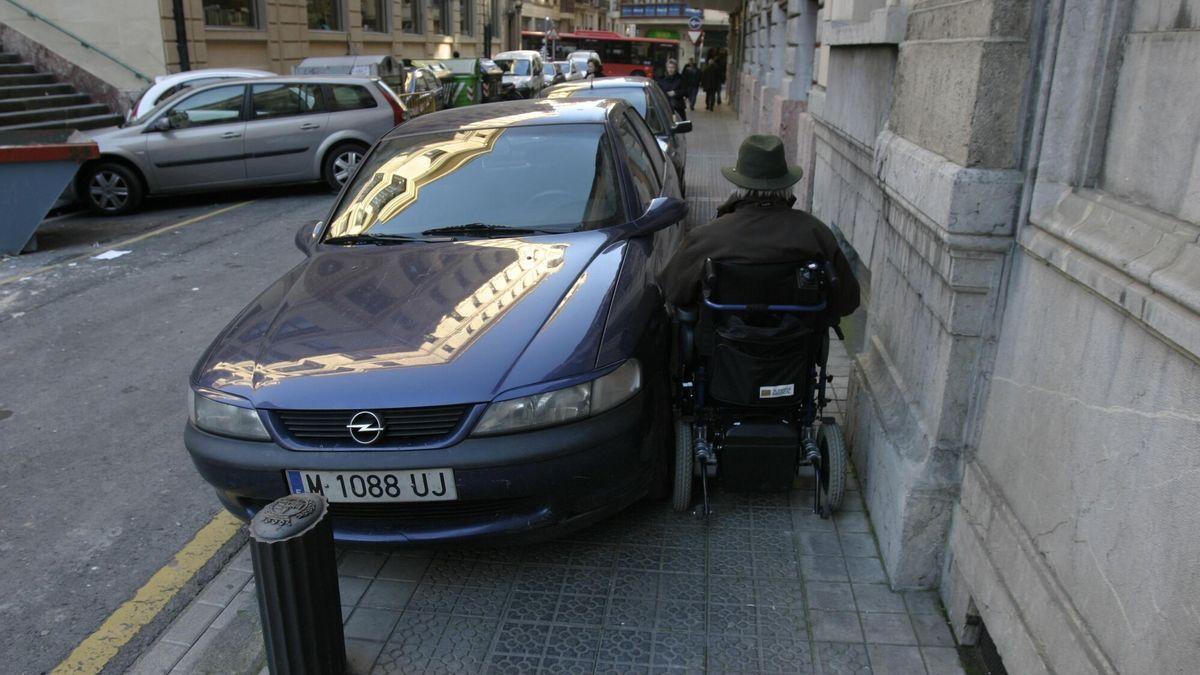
[52,511,245,675]
[0,200,253,288]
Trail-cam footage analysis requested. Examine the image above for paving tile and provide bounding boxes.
[546,624,603,661]
[815,641,871,674]
[505,591,558,623]
[427,615,494,673]
[853,583,907,613]
[838,532,879,558]
[515,564,569,593]
[227,545,254,573]
[750,528,793,552]
[809,610,863,643]
[759,636,813,673]
[651,630,706,668]
[753,548,801,579]
[539,656,596,674]
[797,531,843,556]
[708,526,752,550]
[346,637,386,673]
[483,653,541,674]
[340,550,389,578]
[834,512,871,533]
[867,644,925,675]
[903,590,942,615]
[806,581,855,611]
[407,583,462,613]
[157,599,223,647]
[706,634,759,671]
[564,566,616,596]
[453,586,510,618]
[617,544,664,571]
[845,557,888,584]
[800,555,849,583]
[708,602,758,636]
[707,575,755,605]
[128,638,189,675]
[658,572,705,602]
[756,604,808,639]
[377,555,430,582]
[792,510,837,532]
[707,548,748,577]
[338,575,372,606]
[594,662,651,674]
[421,557,475,585]
[911,613,956,647]
[570,542,619,567]
[491,619,552,657]
[468,562,520,590]
[194,566,251,608]
[861,612,917,645]
[655,599,706,633]
[613,569,661,599]
[922,646,966,674]
[344,607,401,642]
[598,627,654,665]
[358,579,416,611]
[754,578,806,610]
[606,595,658,629]
[555,593,609,626]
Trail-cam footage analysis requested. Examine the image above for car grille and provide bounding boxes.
[273,405,470,447]
[329,496,536,521]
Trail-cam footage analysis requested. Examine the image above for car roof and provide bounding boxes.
[151,68,274,86]
[382,98,628,138]
[544,77,654,94]
[494,50,540,59]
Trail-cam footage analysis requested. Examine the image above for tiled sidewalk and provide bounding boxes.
[129,108,964,674]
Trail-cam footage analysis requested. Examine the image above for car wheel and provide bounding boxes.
[323,142,367,191]
[81,162,144,216]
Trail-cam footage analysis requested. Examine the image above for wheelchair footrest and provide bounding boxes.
[719,422,799,493]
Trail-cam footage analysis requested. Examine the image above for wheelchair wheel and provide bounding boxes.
[816,422,846,518]
[672,416,694,512]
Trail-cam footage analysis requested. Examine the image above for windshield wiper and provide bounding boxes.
[323,233,451,245]
[421,223,550,237]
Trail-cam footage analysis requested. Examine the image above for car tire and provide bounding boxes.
[80,161,144,216]
[322,142,368,191]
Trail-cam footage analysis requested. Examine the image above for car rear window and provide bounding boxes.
[325,124,624,237]
[252,83,324,117]
[546,86,651,123]
[329,84,378,110]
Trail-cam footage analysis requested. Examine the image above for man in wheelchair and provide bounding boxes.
[660,134,861,518]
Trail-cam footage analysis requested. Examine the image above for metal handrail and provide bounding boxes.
[2,0,152,82]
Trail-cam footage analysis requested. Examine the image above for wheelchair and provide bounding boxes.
[671,258,849,518]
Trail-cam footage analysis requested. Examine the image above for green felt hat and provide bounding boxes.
[721,134,803,190]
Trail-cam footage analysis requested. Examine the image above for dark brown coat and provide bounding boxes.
[659,197,860,317]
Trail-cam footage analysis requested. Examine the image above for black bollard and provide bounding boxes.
[249,493,346,675]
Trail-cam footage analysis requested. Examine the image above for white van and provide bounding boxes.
[492,50,545,98]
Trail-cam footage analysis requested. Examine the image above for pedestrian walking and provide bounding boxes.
[656,59,688,120]
[683,59,700,111]
[701,58,722,111]
[585,58,605,79]
[715,49,727,106]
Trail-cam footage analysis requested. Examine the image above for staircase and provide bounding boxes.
[0,49,123,132]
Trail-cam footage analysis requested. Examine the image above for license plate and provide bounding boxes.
[286,469,457,503]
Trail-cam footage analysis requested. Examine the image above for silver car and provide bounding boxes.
[78,76,405,215]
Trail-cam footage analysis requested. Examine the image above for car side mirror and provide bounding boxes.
[295,220,323,255]
[672,120,692,134]
[631,197,687,235]
[152,117,171,132]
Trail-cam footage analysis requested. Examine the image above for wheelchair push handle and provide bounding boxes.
[701,297,828,314]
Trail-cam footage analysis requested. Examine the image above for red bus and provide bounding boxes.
[521,30,680,78]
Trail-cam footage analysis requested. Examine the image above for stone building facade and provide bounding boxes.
[733,0,1200,672]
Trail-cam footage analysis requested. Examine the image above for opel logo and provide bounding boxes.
[346,411,384,445]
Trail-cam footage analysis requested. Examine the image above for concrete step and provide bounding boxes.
[0,102,110,126]
[0,53,19,64]
[0,63,36,75]
[0,72,55,86]
[0,93,90,112]
[0,83,75,99]
[0,111,123,131]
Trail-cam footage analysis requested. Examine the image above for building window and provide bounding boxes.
[308,0,344,30]
[459,0,474,35]
[204,0,259,28]
[401,0,421,33]
[431,0,450,34]
[361,0,388,31]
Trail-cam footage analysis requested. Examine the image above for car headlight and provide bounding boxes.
[189,388,270,440]
[473,359,642,436]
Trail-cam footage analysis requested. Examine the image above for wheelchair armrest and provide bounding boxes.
[671,304,698,324]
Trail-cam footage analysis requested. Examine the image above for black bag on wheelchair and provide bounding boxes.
[699,260,827,408]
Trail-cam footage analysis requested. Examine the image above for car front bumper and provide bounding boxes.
[184,392,653,545]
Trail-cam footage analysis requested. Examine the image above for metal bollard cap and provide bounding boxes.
[250,493,329,543]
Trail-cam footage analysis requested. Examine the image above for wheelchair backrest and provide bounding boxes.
[701,258,828,311]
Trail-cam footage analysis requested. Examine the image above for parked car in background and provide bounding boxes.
[541,76,691,186]
[127,68,274,122]
[557,60,585,81]
[77,76,405,215]
[184,98,688,544]
[493,50,544,99]
[567,50,602,67]
[543,62,566,87]
[394,66,444,118]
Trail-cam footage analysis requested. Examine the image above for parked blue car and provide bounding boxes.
[185,99,688,544]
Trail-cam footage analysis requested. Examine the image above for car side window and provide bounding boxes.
[626,109,665,178]
[251,83,324,119]
[329,84,378,110]
[616,114,660,209]
[645,86,674,133]
[423,72,439,91]
[164,84,245,128]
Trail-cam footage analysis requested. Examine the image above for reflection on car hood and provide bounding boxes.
[192,231,619,410]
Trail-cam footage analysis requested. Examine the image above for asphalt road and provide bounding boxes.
[0,185,336,673]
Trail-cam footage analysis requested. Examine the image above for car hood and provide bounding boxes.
[193,231,625,410]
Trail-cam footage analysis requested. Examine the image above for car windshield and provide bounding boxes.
[550,86,649,119]
[325,124,624,238]
[495,59,531,76]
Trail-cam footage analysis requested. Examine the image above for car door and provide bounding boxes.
[243,82,330,182]
[645,84,686,177]
[145,84,247,190]
[617,110,682,272]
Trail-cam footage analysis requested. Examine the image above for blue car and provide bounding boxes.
[185,99,688,544]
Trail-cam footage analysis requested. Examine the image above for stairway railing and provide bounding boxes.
[1,0,151,82]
